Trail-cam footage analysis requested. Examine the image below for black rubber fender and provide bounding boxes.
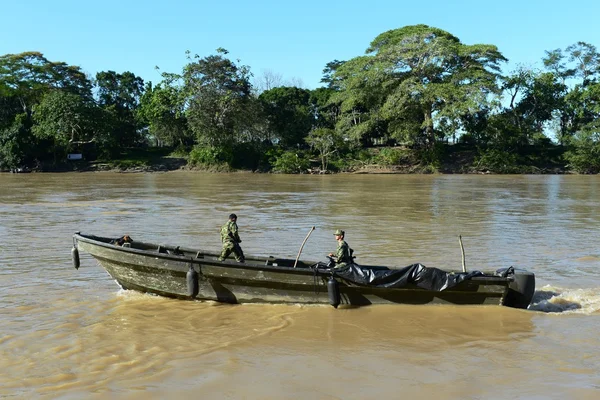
[186,265,199,298]
[72,246,80,270]
[327,276,340,308]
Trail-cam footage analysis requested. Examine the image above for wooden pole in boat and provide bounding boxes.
[294,226,316,268]
[459,235,467,272]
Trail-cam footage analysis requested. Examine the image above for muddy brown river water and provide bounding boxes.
[1,172,599,399]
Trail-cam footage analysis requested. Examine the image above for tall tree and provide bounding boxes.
[32,90,99,163]
[0,52,92,115]
[137,81,192,147]
[182,48,255,147]
[500,67,566,145]
[333,25,507,148]
[95,70,145,147]
[329,56,390,146]
[320,60,345,90]
[565,42,600,86]
[309,87,339,129]
[0,113,33,170]
[0,52,94,167]
[259,86,313,148]
[305,127,344,171]
[543,42,600,143]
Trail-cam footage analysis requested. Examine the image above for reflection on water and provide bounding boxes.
[1,172,600,398]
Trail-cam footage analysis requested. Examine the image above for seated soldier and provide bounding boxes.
[328,229,353,269]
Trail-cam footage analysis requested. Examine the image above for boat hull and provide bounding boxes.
[74,233,533,308]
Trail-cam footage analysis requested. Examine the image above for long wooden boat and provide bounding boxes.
[72,232,536,309]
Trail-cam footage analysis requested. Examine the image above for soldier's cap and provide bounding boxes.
[333,229,345,236]
[229,213,237,220]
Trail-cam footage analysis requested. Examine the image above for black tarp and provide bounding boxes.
[316,263,484,291]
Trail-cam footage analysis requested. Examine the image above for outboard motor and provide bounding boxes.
[497,267,536,309]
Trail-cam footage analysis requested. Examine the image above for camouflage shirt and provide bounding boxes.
[221,220,241,243]
[335,240,353,264]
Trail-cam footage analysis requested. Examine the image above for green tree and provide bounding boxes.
[182,48,255,147]
[259,86,313,148]
[137,81,192,147]
[0,52,92,115]
[320,60,345,90]
[305,127,344,171]
[0,52,94,167]
[329,56,390,146]
[0,113,33,170]
[32,90,98,163]
[309,87,340,130]
[499,67,566,146]
[543,42,600,143]
[332,25,506,149]
[564,124,600,173]
[95,70,145,148]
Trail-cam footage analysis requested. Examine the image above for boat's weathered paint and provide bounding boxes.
[73,233,534,308]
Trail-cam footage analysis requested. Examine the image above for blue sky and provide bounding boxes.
[2,0,599,89]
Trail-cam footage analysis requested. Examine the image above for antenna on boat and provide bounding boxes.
[294,226,316,268]
[459,235,467,272]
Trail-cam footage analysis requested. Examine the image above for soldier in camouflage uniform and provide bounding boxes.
[218,213,245,262]
[328,229,353,269]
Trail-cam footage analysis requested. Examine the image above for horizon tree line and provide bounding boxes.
[1,25,599,173]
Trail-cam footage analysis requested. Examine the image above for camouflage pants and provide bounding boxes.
[219,241,245,262]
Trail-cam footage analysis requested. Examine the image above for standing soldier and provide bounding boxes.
[219,213,245,262]
[328,229,353,269]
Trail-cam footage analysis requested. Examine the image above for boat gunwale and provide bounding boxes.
[74,232,323,275]
[73,232,514,285]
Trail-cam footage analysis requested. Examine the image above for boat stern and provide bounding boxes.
[497,267,536,309]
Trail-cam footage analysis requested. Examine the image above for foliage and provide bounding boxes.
[3,32,600,174]
[32,90,99,162]
[188,144,233,169]
[95,70,146,148]
[373,147,411,166]
[564,126,600,173]
[182,49,256,147]
[0,113,33,169]
[416,143,445,170]
[332,25,506,149]
[309,87,339,129]
[305,127,345,171]
[501,67,566,147]
[137,81,192,147]
[474,148,521,173]
[0,52,93,115]
[259,86,313,148]
[271,150,310,174]
[231,142,271,171]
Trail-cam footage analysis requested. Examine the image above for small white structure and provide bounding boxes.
[67,154,83,160]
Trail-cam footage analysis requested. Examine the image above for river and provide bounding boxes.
[1,172,599,399]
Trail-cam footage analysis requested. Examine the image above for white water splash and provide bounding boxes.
[528,284,600,314]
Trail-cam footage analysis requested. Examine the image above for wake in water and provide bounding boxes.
[528,284,600,314]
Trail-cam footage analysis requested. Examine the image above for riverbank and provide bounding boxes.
[2,158,570,174]
[1,145,571,174]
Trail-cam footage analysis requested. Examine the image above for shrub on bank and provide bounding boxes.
[188,145,233,170]
[271,150,310,174]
